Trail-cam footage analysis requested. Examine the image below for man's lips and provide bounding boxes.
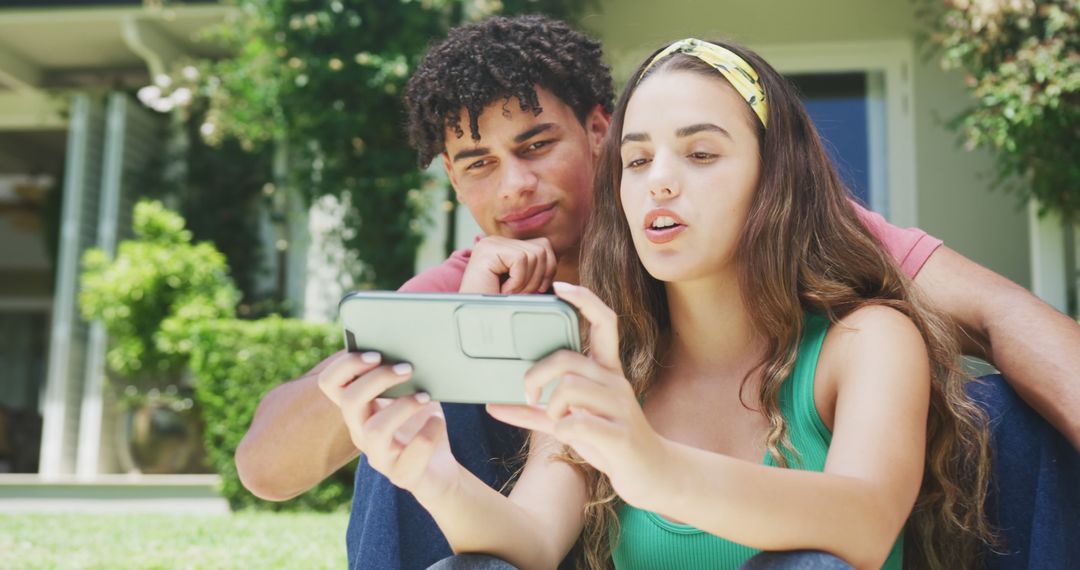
[500,202,557,223]
[643,208,687,244]
[499,202,557,234]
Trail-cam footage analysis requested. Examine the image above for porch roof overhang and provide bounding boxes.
[0,2,235,129]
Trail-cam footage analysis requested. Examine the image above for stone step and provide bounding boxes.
[0,474,229,514]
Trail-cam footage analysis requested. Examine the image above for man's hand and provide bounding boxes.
[316,352,461,502]
[459,236,557,294]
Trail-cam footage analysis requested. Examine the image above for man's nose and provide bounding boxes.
[498,156,539,199]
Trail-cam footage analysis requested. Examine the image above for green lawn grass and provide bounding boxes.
[0,512,350,569]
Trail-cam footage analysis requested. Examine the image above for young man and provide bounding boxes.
[235,15,1080,570]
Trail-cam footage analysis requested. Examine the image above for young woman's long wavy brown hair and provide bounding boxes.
[570,40,995,569]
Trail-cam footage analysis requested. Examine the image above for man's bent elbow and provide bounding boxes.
[235,434,303,501]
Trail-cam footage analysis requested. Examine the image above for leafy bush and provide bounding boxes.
[918,0,1080,218]
[188,316,352,511]
[80,200,240,399]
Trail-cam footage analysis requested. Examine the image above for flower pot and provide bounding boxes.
[117,399,210,475]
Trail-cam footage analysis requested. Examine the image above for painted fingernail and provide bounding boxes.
[392,363,412,376]
[415,392,431,404]
[361,351,381,364]
[552,281,573,293]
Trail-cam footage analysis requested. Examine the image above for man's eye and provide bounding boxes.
[466,159,491,171]
[525,140,553,153]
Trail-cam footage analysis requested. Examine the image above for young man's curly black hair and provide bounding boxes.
[404,15,614,168]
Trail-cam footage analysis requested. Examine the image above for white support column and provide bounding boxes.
[414,165,451,273]
[303,193,358,323]
[40,95,103,478]
[284,185,311,316]
[865,71,889,218]
[75,94,127,478]
[1027,200,1068,312]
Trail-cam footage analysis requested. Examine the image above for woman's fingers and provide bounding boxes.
[388,407,447,487]
[545,373,621,422]
[554,409,624,474]
[316,351,386,406]
[523,350,612,405]
[555,410,623,444]
[485,404,555,433]
[336,363,414,426]
[391,398,441,443]
[552,282,621,371]
[361,393,431,465]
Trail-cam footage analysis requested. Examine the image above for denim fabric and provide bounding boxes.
[427,550,853,570]
[427,554,520,570]
[345,403,524,570]
[739,551,853,569]
[967,374,1080,569]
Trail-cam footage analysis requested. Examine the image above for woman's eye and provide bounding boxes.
[625,158,649,169]
[689,151,717,161]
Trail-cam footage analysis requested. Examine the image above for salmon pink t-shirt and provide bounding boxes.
[852,202,943,278]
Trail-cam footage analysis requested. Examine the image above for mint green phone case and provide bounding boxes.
[338,292,581,404]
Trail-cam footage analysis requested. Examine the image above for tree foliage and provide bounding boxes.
[161,0,594,290]
[918,0,1080,218]
[80,200,240,389]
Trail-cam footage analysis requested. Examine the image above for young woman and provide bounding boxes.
[347,39,994,569]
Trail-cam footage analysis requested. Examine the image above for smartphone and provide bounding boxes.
[338,291,581,404]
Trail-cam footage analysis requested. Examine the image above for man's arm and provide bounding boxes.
[235,240,559,501]
[235,350,358,500]
[914,246,1080,450]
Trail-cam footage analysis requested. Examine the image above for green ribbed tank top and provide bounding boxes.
[611,313,903,569]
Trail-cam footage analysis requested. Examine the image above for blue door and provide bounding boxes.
[788,72,875,209]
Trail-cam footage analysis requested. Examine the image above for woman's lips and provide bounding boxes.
[644,224,687,244]
[642,208,687,244]
[501,203,557,234]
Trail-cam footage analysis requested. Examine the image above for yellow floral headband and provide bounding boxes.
[639,38,768,128]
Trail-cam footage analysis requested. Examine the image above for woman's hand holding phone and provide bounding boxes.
[486,282,674,509]
[316,352,462,503]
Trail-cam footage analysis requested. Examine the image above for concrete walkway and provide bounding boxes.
[0,473,230,514]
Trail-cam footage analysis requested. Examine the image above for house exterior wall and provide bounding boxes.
[575,0,1031,287]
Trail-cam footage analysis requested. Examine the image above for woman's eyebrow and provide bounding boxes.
[676,123,732,140]
[621,123,732,146]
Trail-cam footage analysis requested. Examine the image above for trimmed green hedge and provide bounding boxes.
[189,316,353,511]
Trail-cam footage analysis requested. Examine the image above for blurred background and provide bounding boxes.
[0,0,1076,567]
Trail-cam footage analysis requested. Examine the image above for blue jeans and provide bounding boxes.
[428,551,852,569]
[967,374,1080,569]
